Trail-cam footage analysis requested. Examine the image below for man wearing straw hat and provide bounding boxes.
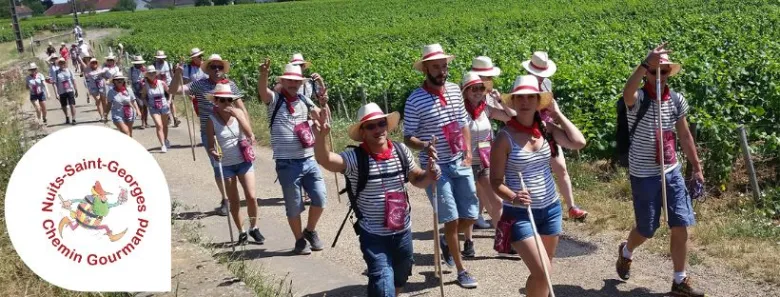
[403,43,479,288]
[130,56,149,128]
[522,51,590,221]
[257,58,328,255]
[312,102,440,297]
[154,50,182,127]
[170,53,251,217]
[183,48,209,84]
[51,57,79,125]
[69,44,80,73]
[615,42,705,297]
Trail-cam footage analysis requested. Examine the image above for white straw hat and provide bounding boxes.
[131,55,146,64]
[105,53,117,61]
[111,71,128,81]
[289,53,312,67]
[347,102,401,142]
[190,47,204,58]
[470,56,501,77]
[460,72,484,90]
[502,75,553,111]
[154,50,167,59]
[276,63,305,82]
[522,51,557,78]
[145,65,158,74]
[658,53,682,77]
[413,43,455,72]
[206,83,241,101]
[28,62,38,70]
[201,54,231,73]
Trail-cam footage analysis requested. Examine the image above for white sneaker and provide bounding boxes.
[161,145,167,153]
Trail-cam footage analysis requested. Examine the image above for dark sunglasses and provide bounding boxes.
[216,97,235,103]
[469,85,486,92]
[210,64,225,71]
[649,69,670,76]
[362,120,388,131]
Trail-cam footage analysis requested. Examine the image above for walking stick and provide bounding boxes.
[214,136,236,252]
[427,136,445,297]
[179,59,196,161]
[517,172,555,297]
[332,207,351,248]
[656,67,669,223]
[324,104,342,204]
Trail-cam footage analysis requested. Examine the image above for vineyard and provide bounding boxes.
[3,0,780,190]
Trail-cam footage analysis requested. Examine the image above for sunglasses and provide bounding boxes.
[216,97,235,103]
[469,85,486,92]
[210,64,225,71]
[649,69,671,76]
[362,119,388,131]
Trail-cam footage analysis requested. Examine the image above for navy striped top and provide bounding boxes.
[501,129,559,209]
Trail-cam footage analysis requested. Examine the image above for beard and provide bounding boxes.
[426,71,446,86]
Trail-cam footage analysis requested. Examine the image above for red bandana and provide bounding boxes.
[507,119,542,139]
[643,83,671,102]
[361,139,395,161]
[422,83,447,107]
[146,77,158,89]
[465,99,487,120]
[281,89,298,114]
[115,85,128,95]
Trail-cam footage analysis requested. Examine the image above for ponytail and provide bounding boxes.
[534,111,559,158]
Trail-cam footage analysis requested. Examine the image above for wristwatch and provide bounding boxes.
[640,61,650,71]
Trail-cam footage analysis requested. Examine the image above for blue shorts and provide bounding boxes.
[275,157,328,218]
[214,161,254,179]
[149,105,170,115]
[630,165,696,238]
[30,93,46,101]
[504,200,563,242]
[424,156,479,224]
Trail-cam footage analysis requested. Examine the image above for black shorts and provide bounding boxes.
[30,93,46,101]
[58,92,76,107]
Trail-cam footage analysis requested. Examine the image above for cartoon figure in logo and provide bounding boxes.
[57,181,129,242]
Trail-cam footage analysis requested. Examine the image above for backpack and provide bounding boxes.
[269,92,313,132]
[338,141,410,235]
[614,88,682,168]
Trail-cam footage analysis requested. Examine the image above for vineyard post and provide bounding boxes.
[360,86,367,105]
[737,125,761,203]
[242,74,250,92]
[339,92,349,118]
[383,89,389,112]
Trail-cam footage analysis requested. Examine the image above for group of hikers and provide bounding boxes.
[28,36,706,297]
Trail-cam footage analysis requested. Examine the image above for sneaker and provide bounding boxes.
[473,215,491,229]
[303,229,324,251]
[462,239,475,258]
[616,241,632,280]
[293,238,312,255]
[439,234,455,268]
[71,119,76,125]
[165,139,171,148]
[174,118,181,127]
[457,270,478,288]
[160,145,167,153]
[237,232,248,245]
[248,228,265,244]
[215,200,228,216]
[569,207,588,220]
[670,277,706,297]
[65,117,70,125]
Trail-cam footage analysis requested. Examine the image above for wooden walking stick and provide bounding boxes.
[325,104,342,204]
[214,135,236,252]
[517,172,555,297]
[655,67,669,223]
[427,136,445,297]
[179,58,196,161]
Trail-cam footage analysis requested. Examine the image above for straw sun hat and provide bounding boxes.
[190,48,205,58]
[413,43,455,72]
[347,103,400,142]
[470,56,501,77]
[206,83,241,101]
[276,63,305,82]
[131,55,146,65]
[522,51,557,78]
[201,54,231,73]
[501,75,553,111]
[289,53,312,67]
[657,53,682,77]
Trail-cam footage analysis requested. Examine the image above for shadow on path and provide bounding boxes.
[519,279,669,297]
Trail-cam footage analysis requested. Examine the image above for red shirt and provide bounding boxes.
[60,48,69,60]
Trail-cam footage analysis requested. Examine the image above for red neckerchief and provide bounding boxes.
[281,89,298,114]
[136,65,146,72]
[507,119,542,139]
[643,83,671,102]
[190,61,200,67]
[361,140,395,161]
[465,99,486,120]
[422,83,447,107]
[146,77,158,89]
[115,85,128,95]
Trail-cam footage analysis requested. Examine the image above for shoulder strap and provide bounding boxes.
[671,91,683,119]
[268,93,285,133]
[337,145,366,220]
[629,89,652,139]
[392,141,409,183]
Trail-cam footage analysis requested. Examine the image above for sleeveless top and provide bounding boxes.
[209,114,245,167]
[468,102,492,167]
[501,129,559,209]
[145,80,169,109]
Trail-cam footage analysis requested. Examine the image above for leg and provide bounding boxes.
[617,174,662,280]
[31,100,42,121]
[237,166,258,229]
[359,229,395,297]
[451,163,478,268]
[301,158,327,232]
[114,121,131,135]
[391,229,414,296]
[126,120,134,137]
[151,113,165,147]
[95,94,105,120]
[444,221,464,271]
[477,175,503,226]
[512,237,554,297]
[202,132,228,213]
[276,159,305,240]
[40,100,48,123]
[60,96,68,118]
[670,227,688,273]
[162,111,169,140]
[665,167,698,289]
[223,175,242,231]
[142,104,149,127]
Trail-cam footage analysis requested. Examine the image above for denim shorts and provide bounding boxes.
[425,156,479,224]
[504,200,563,242]
[149,105,170,115]
[30,93,46,102]
[630,165,696,238]
[359,226,414,297]
[275,157,327,218]
[214,161,253,179]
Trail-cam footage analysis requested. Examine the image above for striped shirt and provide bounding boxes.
[340,143,417,236]
[403,82,469,167]
[501,129,559,209]
[129,66,145,91]
[85,68,107,93]
[183,64,208,83]
[209,114,246,167]
[184,78,242,133]
[101,65,121,81]
[267,92,316,160]
[468,104,492,167]
[54,69,76,95]
[26,73,47,97]
[627,89,689,177]
[155,61,173,85]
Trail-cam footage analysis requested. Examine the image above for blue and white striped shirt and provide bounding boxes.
[267,92,316,160]
[501,129,559,209]
[627,90,689,177]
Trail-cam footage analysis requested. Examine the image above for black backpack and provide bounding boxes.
[268,92,313,132]
[615,89,652,168]
[338,141,410,235]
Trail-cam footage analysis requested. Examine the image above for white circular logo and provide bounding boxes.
[4,125,171,292]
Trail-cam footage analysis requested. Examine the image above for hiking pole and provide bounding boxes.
[656,67,669,223]
[179,60,196,161]
[427,136,445,297]
[518,172,555,297]
[214,136,236,252]
[332,207,351,248]
[325,104,342,204]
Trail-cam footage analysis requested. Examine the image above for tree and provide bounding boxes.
[194,0,211,6]
[111,0,136,11]
[42,0,53,10]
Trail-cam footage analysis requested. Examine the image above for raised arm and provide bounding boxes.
[624,42,671,108]
[312,120,346,173]
[169,63,184,94]
[257,58,274,105]
[545,100,586,150]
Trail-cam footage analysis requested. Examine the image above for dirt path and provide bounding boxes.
[22,32,780,297]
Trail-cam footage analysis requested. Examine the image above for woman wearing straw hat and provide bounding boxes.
[459,72,514,257]
[154,50,181,128]
[205,83,265,246]
[107,72,141,137]
[313,102,440,297]
[51,57,79,125]
[130,56,149,128]
[26,62,49,126]
[101,53,124,119]
[490,75,586,297]
[77,57,109,122]
[523,51,589,221]
[141,65,173,152]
